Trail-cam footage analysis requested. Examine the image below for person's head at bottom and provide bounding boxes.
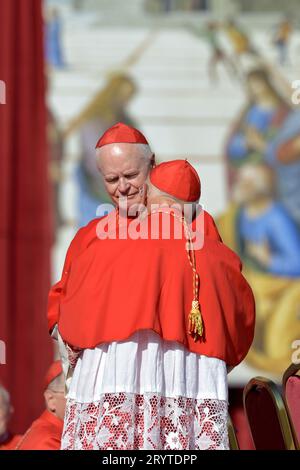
[44,361,66,421]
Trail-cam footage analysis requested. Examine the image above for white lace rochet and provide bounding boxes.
[62,393,229,450]
[60,330,229,450]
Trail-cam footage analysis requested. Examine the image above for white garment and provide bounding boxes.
[62,393,229,450]
[68,330,228,402]
[62,330,229,450]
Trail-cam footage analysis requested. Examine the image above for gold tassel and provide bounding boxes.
[188,300,203,342]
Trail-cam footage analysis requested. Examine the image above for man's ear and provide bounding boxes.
[44,390,56,413]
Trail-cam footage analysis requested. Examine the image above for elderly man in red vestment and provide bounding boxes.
[0,385,22,450]
[49,123,222,332]
[15,361,65,450]
[48,123,255,450]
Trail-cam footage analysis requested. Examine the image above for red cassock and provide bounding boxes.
[48,210,255,367]
[15,410,63,450]
[0,433,22,450]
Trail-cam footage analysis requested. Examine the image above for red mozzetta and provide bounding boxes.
[48,211,255,367]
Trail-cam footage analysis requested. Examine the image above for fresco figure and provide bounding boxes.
[218,68,300,375]
[232,163,300,277]
[45,8,65,69]
[272,18,293,66]
[227,68,300,227]
[201,21,238,83]
[223,19,257,61]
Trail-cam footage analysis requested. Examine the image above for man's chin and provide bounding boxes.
[116,197,146,218]
[117,195,141,207]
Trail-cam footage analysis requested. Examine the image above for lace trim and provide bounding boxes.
[61,393,229,450]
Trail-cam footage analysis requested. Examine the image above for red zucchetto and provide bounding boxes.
[44,360,62,390]
[150,160,201,202]
[95,122,149,149]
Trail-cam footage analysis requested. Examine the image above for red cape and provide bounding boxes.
[48,210,255,366]
[0,433,22,450]
[15,410,63,450]
[48,209,221,331]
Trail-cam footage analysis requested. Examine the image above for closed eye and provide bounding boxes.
[125,173,138,179]
[105,177,119,183]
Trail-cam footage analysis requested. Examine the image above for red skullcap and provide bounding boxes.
[44,360,62,390]
[150,160,201,202]
[95,122,149,149]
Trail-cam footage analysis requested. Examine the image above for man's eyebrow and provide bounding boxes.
[124,170,138,175]
[105,174,118,180]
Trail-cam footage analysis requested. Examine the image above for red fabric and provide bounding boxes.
[49,211,255,367]
[150,160,201,202]
[0,0,53,433]
[285,376,300,444]
[95,122,149,148]
[47,209,222,332]
[44,361,62,390]
[0,433,22,450]
[15,410,63,450]
[197,210,222,242]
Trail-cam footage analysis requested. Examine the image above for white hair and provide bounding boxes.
[136,144,153,160]
[47,373,65,392]
[147,180,199,205]
[147,180,199,221]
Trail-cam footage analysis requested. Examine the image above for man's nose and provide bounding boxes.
[118,177,130,194]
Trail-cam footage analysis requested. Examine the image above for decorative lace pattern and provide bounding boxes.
[61,393,229,450]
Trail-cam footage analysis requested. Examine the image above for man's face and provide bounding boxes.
[53,392,67,421]
[44,389,66,421]
[44,373,67,421]
[0,394,10,436]
[96,143,153,208]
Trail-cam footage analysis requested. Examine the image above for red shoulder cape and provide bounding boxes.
[15,410,63,450]
[47,209,221,331]
[0,433,22,450]
[48,211,255,366]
